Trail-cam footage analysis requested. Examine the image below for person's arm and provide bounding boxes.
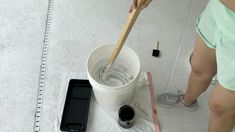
[129,0,152,12]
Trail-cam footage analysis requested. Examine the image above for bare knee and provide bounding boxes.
[208,95,235,118]
[191,64,216,81]
[208,97,225,117]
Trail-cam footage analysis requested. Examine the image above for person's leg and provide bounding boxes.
[157,35,216,109]
[208,84,235,132]
[183,36,217,105]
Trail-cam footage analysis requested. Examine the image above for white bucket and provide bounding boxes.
[86,44,141,110]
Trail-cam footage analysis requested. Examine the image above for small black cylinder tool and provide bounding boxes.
[152,41,160,57]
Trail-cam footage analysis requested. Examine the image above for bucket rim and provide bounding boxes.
[86,44,141,90]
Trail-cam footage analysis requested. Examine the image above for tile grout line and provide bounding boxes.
[58,6,105,44]
[165,0,193,91]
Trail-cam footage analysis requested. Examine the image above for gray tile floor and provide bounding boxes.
[0,0,48,131]
[1,0,234,132]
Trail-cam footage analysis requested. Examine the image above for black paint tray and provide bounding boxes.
[60,79,92,132]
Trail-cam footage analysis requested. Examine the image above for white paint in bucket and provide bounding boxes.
[86,44,141,110]
[93,62,134,87]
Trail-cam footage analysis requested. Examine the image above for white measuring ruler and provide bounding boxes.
[33,0,53,131]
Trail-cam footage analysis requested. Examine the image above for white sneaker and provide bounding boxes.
[157,91,198,111]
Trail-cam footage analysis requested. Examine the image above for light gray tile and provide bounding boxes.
[0,0,48,131]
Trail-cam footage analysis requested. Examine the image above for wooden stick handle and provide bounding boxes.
[107,0,146,65]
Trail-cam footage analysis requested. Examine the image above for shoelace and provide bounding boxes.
[168,91,184,103]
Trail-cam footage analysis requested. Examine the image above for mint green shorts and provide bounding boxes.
[196,0,235,91]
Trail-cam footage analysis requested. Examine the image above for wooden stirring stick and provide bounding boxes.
[106,0,146,69]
